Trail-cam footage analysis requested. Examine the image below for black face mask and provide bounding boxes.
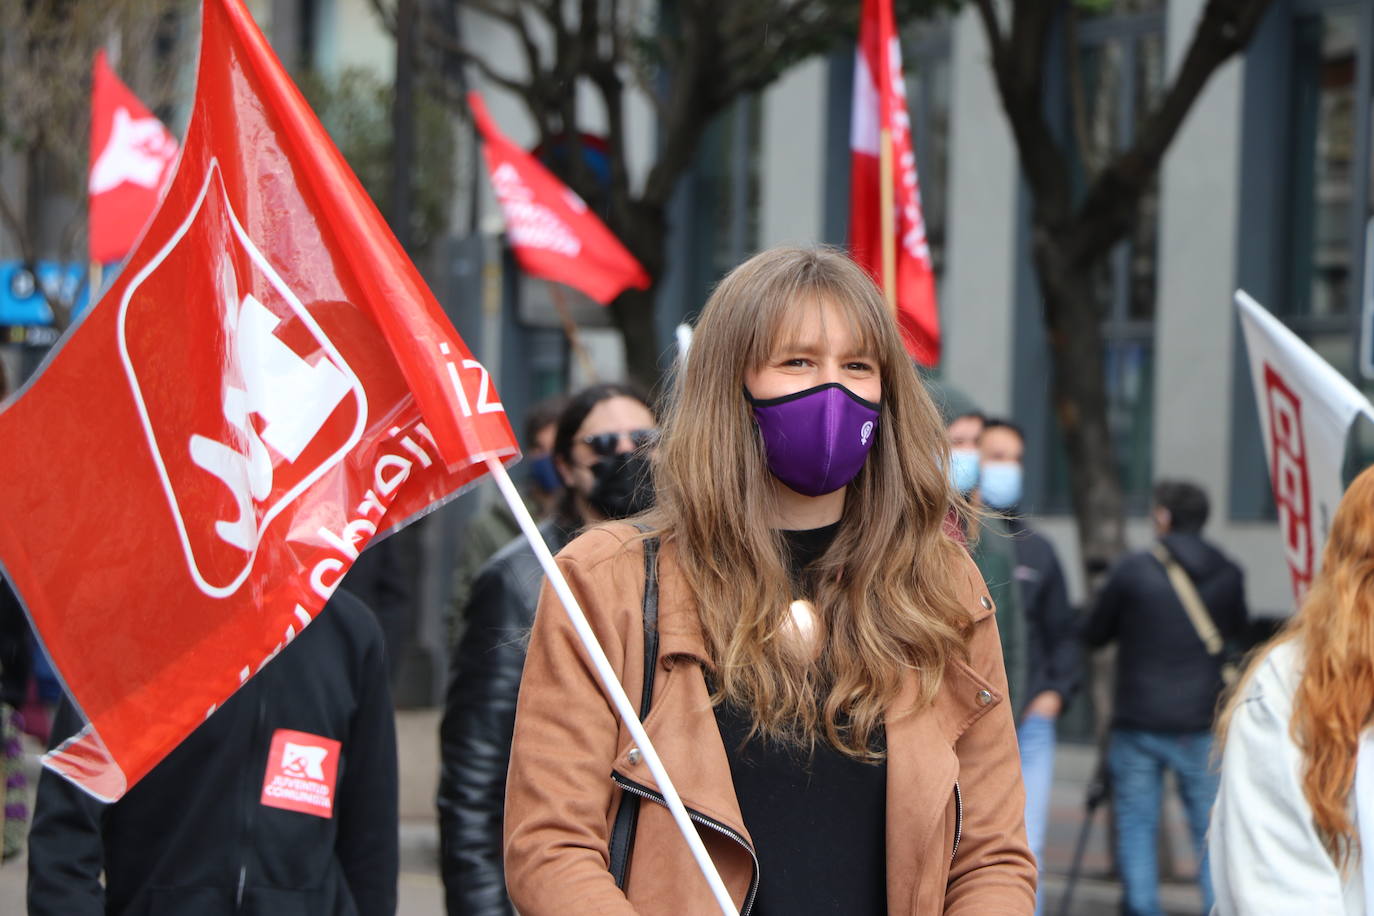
[587,452,654,519]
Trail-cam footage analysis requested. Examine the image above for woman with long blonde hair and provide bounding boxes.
[502,246,1034,914]
[1210,462,1374,913]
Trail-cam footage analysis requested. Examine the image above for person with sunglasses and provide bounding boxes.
[437,383,656,916]
[502,247,1034,914]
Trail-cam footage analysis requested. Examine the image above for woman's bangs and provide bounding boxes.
[745,283,887,371]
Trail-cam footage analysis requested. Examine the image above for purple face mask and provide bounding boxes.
[748,383,880,497]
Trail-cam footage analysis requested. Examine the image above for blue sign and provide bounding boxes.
[0,261,91,328]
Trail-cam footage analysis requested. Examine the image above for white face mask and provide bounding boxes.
[979,461,1023,510]
[950,448,981,495]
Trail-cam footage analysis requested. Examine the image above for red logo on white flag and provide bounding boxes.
[0,0,518,802]
[1263,365,1314,604]
[469,92,649,305]
[260,729,341,818]
[89,51,179,263]
[849,0,940,366]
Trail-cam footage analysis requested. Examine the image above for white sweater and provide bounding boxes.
[1210,639,1367,914]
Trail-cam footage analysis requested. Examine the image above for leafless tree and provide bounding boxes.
[974,0,1275,573]
[368,0,941,390]
[0,0,190,328]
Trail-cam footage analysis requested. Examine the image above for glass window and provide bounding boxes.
[1286,8,1362,321]
[1042,10,1163,514]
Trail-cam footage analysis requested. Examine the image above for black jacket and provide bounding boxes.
[1084,532,1248,733]
[1006,518,1081,712]
[0,576,30,708]
[27,589,398,916]
[437,518,575,916]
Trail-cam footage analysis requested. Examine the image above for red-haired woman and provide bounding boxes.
[1210,463,1374,913]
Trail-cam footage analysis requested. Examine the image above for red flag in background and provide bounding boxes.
[89,50,180,264]
[468,92,650,304]
[0,0,517,800]
[849,0,940,366]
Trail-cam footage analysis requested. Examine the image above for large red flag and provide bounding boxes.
[0,0,517,800]
[849,0,940,366]
[89,50,180,264]
[468,92,650,304]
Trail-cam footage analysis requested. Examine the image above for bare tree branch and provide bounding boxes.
[1068,0,1274,265]
[365,0,398,33]
[973,0,1004,59]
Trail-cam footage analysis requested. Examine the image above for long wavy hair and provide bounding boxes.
[1216,463,1374,870]
[645,246,975,760]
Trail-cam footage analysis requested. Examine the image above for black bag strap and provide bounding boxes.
[608,534,660,890]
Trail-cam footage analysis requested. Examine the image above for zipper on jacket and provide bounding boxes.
[236,687,267,911]
[612,772,760,915]
[950,781,963,866]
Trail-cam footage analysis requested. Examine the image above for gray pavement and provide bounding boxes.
[1,711,1206,915]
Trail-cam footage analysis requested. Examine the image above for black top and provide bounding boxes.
[713,522,887,914]
[26,590,398,916]
[1083,531,1248,732]
[1004,516,1082,711]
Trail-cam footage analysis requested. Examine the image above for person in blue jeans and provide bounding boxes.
[980,419,1082,914]
[1085,481,1248,916]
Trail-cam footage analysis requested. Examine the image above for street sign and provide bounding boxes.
[0,262,90,337]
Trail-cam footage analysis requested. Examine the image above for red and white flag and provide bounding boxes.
[468,91,650,304]
[89,50,180,264]
[1235,291,1374,608]
[849,0,940,366]
[0,0,517,800]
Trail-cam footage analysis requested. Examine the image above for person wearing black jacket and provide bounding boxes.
[1084,480,1247,916]
[436,384,655,916]
[978,418,1080,914]
[27,588,398,916]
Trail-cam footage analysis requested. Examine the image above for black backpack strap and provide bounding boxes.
[608,534,660,890]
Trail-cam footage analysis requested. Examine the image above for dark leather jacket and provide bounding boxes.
[437,518,576,916]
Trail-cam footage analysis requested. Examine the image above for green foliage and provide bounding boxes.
[298,66,456,254]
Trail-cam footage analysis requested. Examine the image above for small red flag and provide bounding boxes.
[0,0,517,800]
[849,0,941,366]
[89,50,180,264]
[468,92,650,304]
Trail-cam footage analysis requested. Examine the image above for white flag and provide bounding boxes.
[1235,290,1374,607]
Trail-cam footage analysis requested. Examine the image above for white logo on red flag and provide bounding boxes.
[90,107,180,194]
[490,163,582,258]
[89,51,180,263]
[0,0,518,804]
[468,92,649,305]
[261,729,340,818]
[848,0,940,366]
[118,161,367,599]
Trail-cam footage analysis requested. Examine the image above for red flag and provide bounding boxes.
[849,0,940,366]
[468,92,650,304]
[89,50,180,264]
[0,0,517,800]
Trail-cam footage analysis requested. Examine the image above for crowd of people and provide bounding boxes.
[0,245,1370,914]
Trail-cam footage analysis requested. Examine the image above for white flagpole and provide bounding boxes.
[482,456,738,916]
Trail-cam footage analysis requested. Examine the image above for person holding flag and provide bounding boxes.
[502,246,1034,914]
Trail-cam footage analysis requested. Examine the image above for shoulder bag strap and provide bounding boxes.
[1150,542,1224,656]
[608,534,660,890]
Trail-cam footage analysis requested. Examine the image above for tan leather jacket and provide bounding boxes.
[504,524,1036,915]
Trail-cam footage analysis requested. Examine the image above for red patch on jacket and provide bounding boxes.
[260,729,341,818]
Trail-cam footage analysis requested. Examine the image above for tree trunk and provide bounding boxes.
[608,285,663,395]
[1032,225,1127,582]
[607,198,671,394]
